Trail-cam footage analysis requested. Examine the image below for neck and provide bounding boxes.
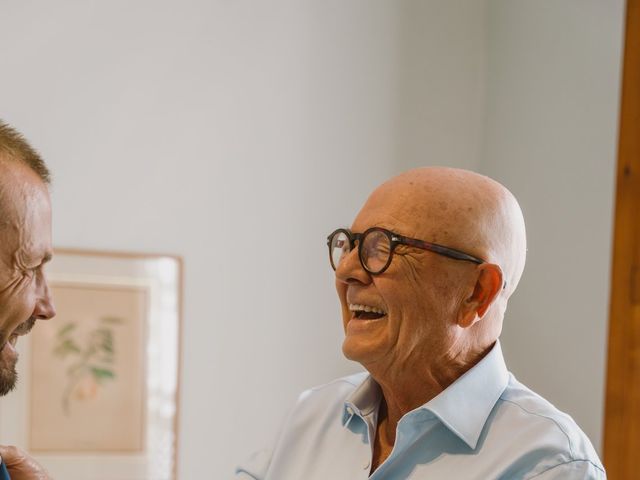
[368,339,494,443]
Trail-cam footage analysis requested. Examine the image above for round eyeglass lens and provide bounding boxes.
[330,231,351,270]
[361,230,392,273]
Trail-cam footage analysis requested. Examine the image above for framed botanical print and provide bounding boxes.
[0,250,182,480]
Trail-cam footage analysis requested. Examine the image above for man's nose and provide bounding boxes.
[34,280,56,320]
[335,248,371,285]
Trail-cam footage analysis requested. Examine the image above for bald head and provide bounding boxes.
[362,167,527,298]
[335,167,526,393]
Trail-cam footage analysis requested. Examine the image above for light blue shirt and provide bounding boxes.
[236,342,605,479]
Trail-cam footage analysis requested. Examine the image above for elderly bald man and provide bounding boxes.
[236,168,604,479]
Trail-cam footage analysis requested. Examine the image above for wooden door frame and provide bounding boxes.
[603,0,640,478]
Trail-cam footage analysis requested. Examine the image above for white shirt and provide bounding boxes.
[236,342,605,479]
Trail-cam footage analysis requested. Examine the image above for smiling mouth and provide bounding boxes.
[348,303,387,320]
[1,318,36,352]
[13,317,36,337]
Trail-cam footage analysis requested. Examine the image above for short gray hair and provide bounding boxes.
[0,120,50,184]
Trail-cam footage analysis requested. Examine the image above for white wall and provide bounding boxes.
[0,0,624,475]
[0,1,487,476]
[480,0,625,453]
[394,1,487,172]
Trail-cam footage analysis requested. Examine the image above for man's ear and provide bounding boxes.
[458,263,504,328]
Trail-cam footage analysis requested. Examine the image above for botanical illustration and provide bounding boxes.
[53,316,123,415]
[30,281,147,453]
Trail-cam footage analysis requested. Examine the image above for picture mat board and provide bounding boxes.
[29,282,148,452]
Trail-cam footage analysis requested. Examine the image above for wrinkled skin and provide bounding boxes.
[0,159,55,394]
[0,445,51,480]
[334,167,527,471]
[0,159,56,478]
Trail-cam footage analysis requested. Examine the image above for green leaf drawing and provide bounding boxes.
[90,366,115,383]
[54,338,82,358]
[54,316,124,415]
[57,323,77,338]
[101,316,123,325]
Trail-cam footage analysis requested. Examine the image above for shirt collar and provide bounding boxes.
[342,341,509,449]
[423,340,509,449]
[343,374,381,425]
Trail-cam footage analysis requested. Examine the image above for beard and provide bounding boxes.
[0,356,17,396]
[0,316,36,396]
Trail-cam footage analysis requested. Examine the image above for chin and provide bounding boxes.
[0,359,18,396]
[342,336,360,359]
[342,337,379,365]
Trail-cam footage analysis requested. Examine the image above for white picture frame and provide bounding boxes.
[0,249,182,480]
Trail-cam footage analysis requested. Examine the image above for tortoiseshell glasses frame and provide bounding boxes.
[327,227,486,275]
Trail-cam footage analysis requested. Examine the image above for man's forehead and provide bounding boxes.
[350,170,492,248]
[0,162,52,256]
[353,182,446,232]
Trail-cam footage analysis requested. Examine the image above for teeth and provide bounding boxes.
[348,304,386,315]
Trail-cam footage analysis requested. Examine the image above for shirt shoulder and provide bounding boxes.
[295,372,368,409]
[280,372,369,430]
[236,374,369,480]
[301,372,368,395]
[496,374,604,474]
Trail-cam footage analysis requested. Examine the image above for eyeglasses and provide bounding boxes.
[327,227,486,275]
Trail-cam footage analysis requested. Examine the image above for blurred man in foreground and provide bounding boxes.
[236,167,604,479]
[0,120,56,479]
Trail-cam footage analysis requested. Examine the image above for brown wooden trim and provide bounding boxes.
[603,0,640,478]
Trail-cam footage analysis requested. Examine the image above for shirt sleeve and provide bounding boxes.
[234,448,272,479]
[528,460,606,479]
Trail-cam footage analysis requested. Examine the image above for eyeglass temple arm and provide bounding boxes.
[392,235,485,264]
[395,235,507,288]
